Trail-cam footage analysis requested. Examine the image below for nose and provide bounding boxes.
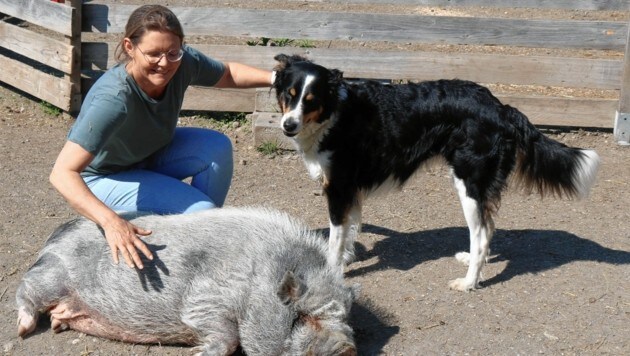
[156,54,169,65]
[282,117,300,136]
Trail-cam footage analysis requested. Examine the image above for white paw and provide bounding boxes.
[448,278,478,292]
[342,249,355,265]
[327,254,344,267]
[455,252,470,266]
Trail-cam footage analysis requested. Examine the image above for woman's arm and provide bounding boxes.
[214,62,274,89]
[50,141,153,269]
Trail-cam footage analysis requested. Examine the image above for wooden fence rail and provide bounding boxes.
[1,1,629,143]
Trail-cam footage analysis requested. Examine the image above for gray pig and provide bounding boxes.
[16,207,357,356]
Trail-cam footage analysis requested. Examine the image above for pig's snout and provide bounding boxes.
[304,329,356,356]
[338,344,357,356]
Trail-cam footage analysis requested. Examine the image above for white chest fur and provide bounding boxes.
[302,149,331,182]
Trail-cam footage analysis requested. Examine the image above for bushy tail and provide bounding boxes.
[505,106,600,199]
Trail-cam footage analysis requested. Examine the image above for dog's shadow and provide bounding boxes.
[323,225,630,286]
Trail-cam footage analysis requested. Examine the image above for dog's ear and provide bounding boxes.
[329,69,344,85]
[274,54,310,71]
[274,53,291,66]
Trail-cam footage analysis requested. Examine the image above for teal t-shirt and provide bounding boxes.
[68,45,225,176]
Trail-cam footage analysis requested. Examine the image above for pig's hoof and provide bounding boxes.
[50,317,69,333]
[192,341,237,356]
[17,307,37,337]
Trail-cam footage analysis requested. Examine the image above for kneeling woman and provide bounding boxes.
[50,5,274,270]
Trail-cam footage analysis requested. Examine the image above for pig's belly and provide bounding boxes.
[50,299,199,345]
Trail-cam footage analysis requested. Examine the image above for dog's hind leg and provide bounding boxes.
[449,177,495,291]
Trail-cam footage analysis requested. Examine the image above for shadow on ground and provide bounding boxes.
[343,225,630,287]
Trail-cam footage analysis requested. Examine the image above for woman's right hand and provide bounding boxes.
[50,141,154,269]
[101,215,153,269]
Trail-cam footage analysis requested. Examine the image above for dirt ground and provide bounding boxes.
[1,88,629,356]
[2,1,630,355]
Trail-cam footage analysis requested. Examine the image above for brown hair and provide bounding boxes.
[114,5,185,63]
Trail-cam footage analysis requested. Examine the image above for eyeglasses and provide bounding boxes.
[136,46,184,64]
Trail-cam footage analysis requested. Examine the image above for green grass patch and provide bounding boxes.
[246,37,315,48]
[40,101,61,117]
[256,141,282,156]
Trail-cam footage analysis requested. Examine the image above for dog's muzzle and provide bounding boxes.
[281,116,300,137]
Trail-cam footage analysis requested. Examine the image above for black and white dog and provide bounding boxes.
[272,54,600,291]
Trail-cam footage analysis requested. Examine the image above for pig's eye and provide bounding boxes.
[291,312,306,329]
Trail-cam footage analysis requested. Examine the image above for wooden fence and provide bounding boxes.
[1,1,629,143]
[0,0,80,112]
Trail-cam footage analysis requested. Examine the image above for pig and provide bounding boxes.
[16,207,357,356]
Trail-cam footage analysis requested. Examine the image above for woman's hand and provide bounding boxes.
[101,216,153,269]
[50,141,154,269]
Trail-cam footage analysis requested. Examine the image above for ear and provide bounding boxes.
[273,54,291,73]
[312,300,346,319]
[123,38,134,56]
[329,69,344,85]
[274,53,291,66]
[273,53,311,71]
[277,271,305,305]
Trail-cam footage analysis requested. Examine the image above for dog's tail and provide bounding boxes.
[505,105,600,199]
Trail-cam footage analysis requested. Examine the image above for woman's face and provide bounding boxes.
[124,30,182,98]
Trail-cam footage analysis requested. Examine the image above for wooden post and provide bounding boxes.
[614,19,630,145]
[68,0,82,116]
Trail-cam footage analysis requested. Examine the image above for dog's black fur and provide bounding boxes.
[272,54,599,290]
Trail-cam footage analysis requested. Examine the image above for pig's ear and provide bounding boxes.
[277,271,305,305]
[312,300,346,319]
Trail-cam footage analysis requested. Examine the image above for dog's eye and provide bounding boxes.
[289,88,297,97]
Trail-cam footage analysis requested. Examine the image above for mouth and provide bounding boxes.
[150,67,169,75]
[283,130,297,137]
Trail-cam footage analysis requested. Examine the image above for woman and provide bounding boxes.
[50,5,274,270]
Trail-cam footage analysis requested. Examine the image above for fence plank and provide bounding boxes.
[0,21,73,73]
[614,19,630,143]
[618,24,630,113]
[500,95,616,128]
[0,55,72,111]
[82,5,628,50]
[0,0,73,37]
[68,0,82,114]
[182,87,256,112]
[82,43,624,90]
[296,0,630,11]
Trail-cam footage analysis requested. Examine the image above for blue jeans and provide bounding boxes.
[84,127,233,214]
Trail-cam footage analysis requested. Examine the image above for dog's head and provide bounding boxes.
[273,54,343,137]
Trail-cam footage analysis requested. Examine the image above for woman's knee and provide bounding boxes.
[188,128,233,166]
[209,131,233,162]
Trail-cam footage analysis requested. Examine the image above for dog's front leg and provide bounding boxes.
[326,192,363,267]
